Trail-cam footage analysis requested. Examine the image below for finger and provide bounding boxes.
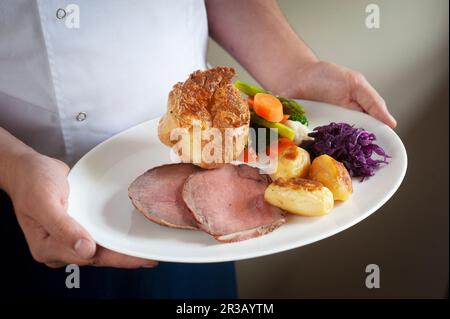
[93,246,158,269]
[40,241,158,268]
[37,202,96,260]
[352,75,397,128]
[23,216,157,268]
[16,217,94,266]
[342,100,363,112]
[45,262,66,269]
[34,235,97,266]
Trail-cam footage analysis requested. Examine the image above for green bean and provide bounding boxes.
[250,112,295,140]
[234,80,268,96]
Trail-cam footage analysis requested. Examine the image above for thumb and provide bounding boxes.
[352,74,397,128]
[39,202,96,260]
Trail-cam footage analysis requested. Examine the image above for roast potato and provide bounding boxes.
[264,177,334,216]
[270,145,311,180]
[309,154,353,201]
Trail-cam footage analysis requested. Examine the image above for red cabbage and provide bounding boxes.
[306,122,389,180]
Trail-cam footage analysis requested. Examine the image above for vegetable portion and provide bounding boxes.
[288,113,308,126]
[284,120,312,145]
[277,97,306,117]
[242,146,258,163]
[277,137,295,153]
[253,93,284,122]
[250,111,295,140]
[235,80,308,126]
[235,80,268,96]
[266,138,295,157]
[307,122,389,179]
[247,96,254,108]
[280,114,290,123]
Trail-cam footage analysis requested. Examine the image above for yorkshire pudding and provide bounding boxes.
[158,67,250,169]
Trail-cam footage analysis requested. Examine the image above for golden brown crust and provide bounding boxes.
[167,67,248,129]
[158,67,250,169]
[336,161,353,192]
[273,177,324,191]
[282,145,300,160]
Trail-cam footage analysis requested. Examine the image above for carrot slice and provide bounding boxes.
[278,137,295,153]
[280,114,290,123]
[247,96,254,109]
[266,138,295,158]
[253,93,284,122]
[242,146,258,163]
[266,143,278,158]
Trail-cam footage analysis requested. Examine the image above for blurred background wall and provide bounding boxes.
[207,0,449,298]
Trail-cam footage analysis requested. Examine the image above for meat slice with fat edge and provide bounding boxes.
[128,163,201,229]
[182,164,286,242]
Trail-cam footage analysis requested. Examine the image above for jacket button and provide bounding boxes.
[56,8,66,19]
[76,112,87,122]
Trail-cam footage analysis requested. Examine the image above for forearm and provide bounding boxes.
[206,0,318,94]
[0,127,36,194]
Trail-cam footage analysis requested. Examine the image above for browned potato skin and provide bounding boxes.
[270,145,311,180]
[309,154,353,201]
[265,177,334,216]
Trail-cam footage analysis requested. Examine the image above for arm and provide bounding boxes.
[206,0,317,93]
[0,127,34,194]
[0,127,157,268]
[206,0,397,128]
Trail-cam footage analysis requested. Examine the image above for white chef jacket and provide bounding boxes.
[0,0,208,166]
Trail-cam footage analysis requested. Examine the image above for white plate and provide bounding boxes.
[68,100,407,263]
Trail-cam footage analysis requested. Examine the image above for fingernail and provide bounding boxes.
[74,238,95,259]
[142,262,158,268]
[389,115,397,128]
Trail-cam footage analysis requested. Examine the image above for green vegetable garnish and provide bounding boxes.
[277,96,306,116]
[250,111,296,140]
[234,80,268,96]
[288,113,309,126]
[235,80,308,125]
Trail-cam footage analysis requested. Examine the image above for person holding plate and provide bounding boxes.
[0,0,396,298]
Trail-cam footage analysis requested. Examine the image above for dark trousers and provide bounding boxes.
[0,191,237,299]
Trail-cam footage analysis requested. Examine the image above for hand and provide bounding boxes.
[8,152,158,269]
[277,61,397,128]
